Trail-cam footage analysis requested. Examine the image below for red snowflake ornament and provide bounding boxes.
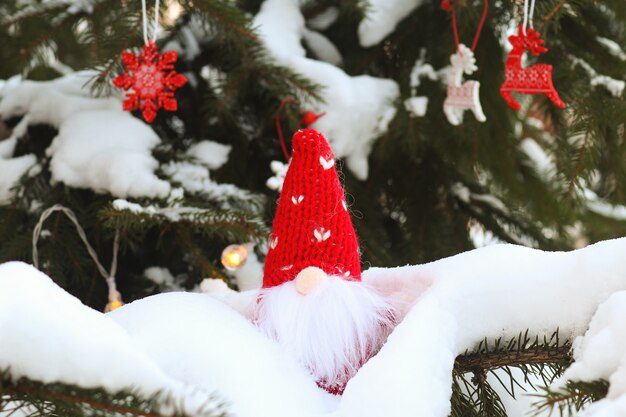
[113,40,188,123]
[500,25,565,111]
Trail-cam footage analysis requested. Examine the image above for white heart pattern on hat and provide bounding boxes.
[313,227,331,242]
[319,156,335,170]
[291,195,304,205]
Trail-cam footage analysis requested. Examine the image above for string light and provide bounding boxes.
[221,244,249,271]
[104,278,124,312]
[105,299,124,312]
[32,204,124,313]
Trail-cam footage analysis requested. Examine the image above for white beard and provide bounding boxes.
[253,276,396,394]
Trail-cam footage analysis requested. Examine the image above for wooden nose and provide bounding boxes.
[294,267,327,295]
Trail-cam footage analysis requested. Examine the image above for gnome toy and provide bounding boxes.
[254,128,395,394]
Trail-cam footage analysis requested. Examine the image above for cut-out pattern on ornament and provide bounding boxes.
[113,41,188,123]
[500,26,566,111]
[443,44,486,125]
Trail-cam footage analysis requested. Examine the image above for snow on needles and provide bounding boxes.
[186,140,231,170]
[254,0,399,180]
[0,261,333,417]
[570,56,625,98]
[0,262,223,417]
[0,72,171,200]
[47,110,170,198]
[108,292,335,417]
[358,0,426,47]
[556,291,626,417]
[352,238,626,417]
[4,238,626,417]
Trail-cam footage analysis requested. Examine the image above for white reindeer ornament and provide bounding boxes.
[443,44,486,125]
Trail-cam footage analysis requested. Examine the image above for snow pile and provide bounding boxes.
[0,73,250,203]
[349,238,626,417]
[186,140,231,170]
[47,110,170,198]
[0,72,171,200]
[555,291,626,417]
[0,262,222,416]
[0,261,332,417]
[109,292,335,417]
[254,0,399,180]
[0,72,119,128]
[358,0,426,47]
[560,291,626,385]
[302,28,343,66]
[4,238,626,417]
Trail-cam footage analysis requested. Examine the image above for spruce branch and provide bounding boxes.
[187,0,257,42]
[541,0,567,24]
[455,330,572,374]
[1,2,68,26]
[90,17,144,96]
[456,344,571,373]
[531,380,609,417]
[1,369,228,417]
[567,126,592,195]
[18,25,64,63]
[100,204,269,245]
[451,331,573,417]
[175,226,225,280]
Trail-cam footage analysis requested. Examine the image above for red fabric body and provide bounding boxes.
[263,129,361,288]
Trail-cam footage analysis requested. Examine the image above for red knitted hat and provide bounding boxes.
[263,128,361,288]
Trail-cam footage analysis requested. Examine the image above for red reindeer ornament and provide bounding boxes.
[500,26,565,111]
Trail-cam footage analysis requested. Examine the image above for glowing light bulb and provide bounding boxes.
[105,300,124,312]
[104,289,123,313]
[221,244,249,271]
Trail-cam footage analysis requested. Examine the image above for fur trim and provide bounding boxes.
[253,276,395,393]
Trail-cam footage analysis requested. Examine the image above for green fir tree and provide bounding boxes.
[1,0,626,415]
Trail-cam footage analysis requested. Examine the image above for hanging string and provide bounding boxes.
[522,0,536,35]
[449,0,489,52]
[141,0,161,44]
[275,98,297,161]
[153,0,160,41]
[32,204,122,309]
[274,99,326,161]
[141,0,148,44]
